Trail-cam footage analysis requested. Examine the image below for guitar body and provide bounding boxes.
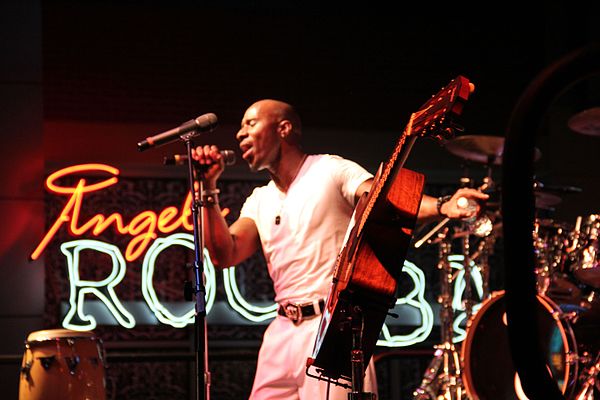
[309,167,424,379]
[308,75,473,382]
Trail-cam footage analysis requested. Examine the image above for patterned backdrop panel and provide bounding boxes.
[41,169,505,399]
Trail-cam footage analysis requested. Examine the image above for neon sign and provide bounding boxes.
[34,164,484,348]
[378,260,434,347]
[58,233,436,344]
[30,163,228,262]
[61,239,136,330]
[141,233,216,328]
[58,234,479,347]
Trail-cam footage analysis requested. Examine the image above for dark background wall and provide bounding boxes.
[1,1,600,399]
[40,2,600,221]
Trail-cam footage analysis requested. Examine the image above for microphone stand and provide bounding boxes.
[181,134,210,400]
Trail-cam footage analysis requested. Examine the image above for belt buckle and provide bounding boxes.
[284,303,303,325]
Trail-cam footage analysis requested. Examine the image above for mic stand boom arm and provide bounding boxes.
[182,133,210,400]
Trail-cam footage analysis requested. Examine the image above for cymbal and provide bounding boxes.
[533,180,583,194]
[444,135,542,165]
[535,191,562,209]
[568,107,600,136]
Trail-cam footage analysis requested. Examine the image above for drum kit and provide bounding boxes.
[413,126,600,399]
[18,329,107,400]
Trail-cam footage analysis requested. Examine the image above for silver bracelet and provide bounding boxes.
[436,195,452,216]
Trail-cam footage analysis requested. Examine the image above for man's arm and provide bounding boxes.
[353,178,489,222]
[418,188,489,222]
[202,205,260,269]
[194,144,261,269]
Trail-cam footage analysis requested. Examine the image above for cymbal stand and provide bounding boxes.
[413,228,466,400]
[460,231,475,320]
[470,231,496,300]
[574,351,600,400]
[460,161,496,303]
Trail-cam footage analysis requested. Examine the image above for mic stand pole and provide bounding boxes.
[182,134,210,400]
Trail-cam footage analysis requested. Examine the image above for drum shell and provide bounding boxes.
[19,329,106,400]
[461,290,600,400]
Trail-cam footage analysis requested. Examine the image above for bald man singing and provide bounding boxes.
[192,99,487,399]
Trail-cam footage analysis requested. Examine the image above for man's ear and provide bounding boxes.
[278,119,292,139]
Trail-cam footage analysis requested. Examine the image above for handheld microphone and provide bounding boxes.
[163,150,236,166]
[137,113,218,152]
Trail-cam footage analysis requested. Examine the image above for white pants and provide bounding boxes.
[250,315,378,400]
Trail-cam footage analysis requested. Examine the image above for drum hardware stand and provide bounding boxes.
[413,228,466,400]
[574,352,600,400]
[413,171,497,399]
[469,229,497,300]
[533,219,552,296]
[456,212,496,317]
[460,166,497,305]
[460,229,475,320]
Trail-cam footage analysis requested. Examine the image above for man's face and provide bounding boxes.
[236,102,282,172]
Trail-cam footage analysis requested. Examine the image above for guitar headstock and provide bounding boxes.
[407,75,473,142]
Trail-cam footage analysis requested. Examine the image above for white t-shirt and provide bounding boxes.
[239,154,373,303]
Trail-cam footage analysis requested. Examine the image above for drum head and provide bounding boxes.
[462,291,575,399]
[26,329,96,342]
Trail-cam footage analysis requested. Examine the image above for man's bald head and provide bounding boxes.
[250,99,302,145]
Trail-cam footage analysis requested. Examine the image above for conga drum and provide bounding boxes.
[19,329,106,400]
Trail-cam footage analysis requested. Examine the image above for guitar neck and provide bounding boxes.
[355,75,472,235]
[356,119,418,235]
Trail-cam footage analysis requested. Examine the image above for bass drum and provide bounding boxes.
[19,329,107,400]
[461,290,598,400]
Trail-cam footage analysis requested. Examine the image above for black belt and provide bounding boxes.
[278,299,325,325]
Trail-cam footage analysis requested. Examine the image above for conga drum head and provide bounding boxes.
[26,328,96,342]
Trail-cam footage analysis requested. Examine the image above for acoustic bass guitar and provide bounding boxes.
[308,75,474,383]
